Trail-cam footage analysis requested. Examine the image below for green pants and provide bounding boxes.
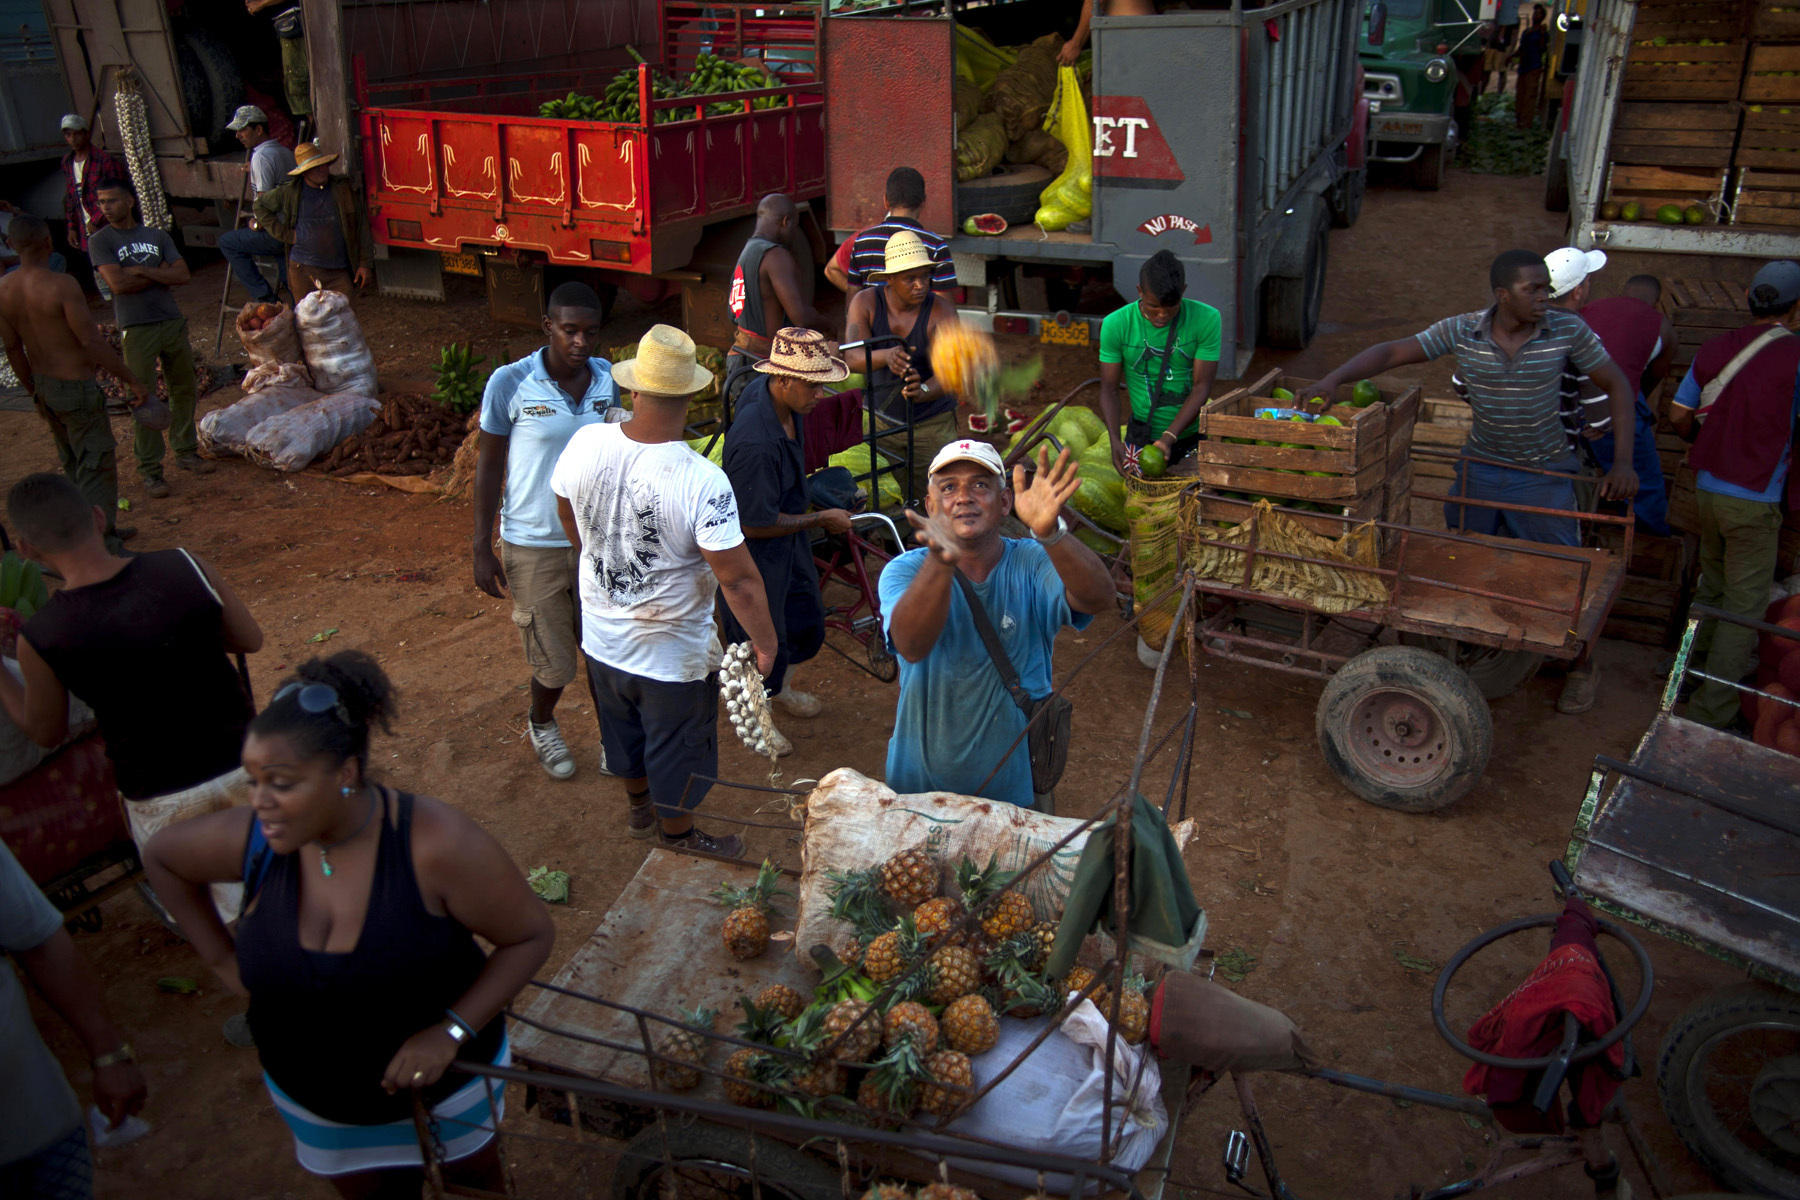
[1688,488,1783,728]
[33,377,118,535]
[121,316,198,479]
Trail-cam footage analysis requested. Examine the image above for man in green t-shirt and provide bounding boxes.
[1097,250,1222,473]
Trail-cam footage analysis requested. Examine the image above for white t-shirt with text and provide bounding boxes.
[550,423,743,682]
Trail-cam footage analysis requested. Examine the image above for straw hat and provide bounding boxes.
[613,324,716,397]
[870,230,936,280]
[288,141,340,175]
[754,327,849,383]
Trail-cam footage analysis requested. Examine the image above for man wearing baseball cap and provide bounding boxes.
[218,105,296,304]
[552,324,778,857]
[57,114,126,292]
[720,328,856,755]
[879,440,1115,809]
[1668,260,1800,731]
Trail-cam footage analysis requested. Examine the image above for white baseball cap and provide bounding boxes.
[1547,247,1607,298]
[59,113,87,132]
[928,438,1006,479]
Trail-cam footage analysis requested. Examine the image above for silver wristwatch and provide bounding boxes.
[1036,516,1069,547]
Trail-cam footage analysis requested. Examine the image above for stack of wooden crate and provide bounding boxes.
[1656,278,1749,533]
[1735,35,1800,229]
[1405,396,1470,528]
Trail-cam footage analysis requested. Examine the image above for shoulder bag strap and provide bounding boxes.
[1698,325,1794,416]
[952,569,1035,716]
[1150,301,1184,397]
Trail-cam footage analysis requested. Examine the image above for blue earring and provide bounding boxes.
[341,786,351,797]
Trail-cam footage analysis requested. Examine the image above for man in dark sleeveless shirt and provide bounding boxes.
[0,474,262,907]
[724,194,833,413]
[845,231,964,507]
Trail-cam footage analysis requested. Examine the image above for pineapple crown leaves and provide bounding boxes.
[734,995,791,1046]
[1124,969,1151,994]
[825,866,893,940]
[671,1004,718,1033]
[712,859,790,915]
[983,931,1042,976]
[783,1004,833,1058]
[954,852,1023,906]
[864,1039,927,1110]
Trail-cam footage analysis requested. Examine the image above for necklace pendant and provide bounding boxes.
[320,851,333,878]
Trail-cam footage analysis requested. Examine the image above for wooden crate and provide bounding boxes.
[1745,44,1800,103]
[1733,167,1800,228]
[1404,396,1469,528]
[1600,530,1699,646]
[1753,0,1800,39]
[1623,41,1749,102]
[1605,163,1729,220]
[1184,372,1419,507]
[1612,102,1740,169]
[1660,276,1750,385]
[1634,0,1750,43]
[1736,106,1800,168]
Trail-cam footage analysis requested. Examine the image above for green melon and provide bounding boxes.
[1070,476,1127,533]
[1350,380,1382,408]
[1138,443,1167,478]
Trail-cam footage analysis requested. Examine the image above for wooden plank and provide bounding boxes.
[1737,148,1800,169]
[1612,144,1734,167]
[1614,127,1739,148]
[1753,6,1800,37]
[1749,44,1800,73]
[1745,77,1800,103]
[1610,163,1729,192]
[1733,204,1800,227]
[1628,43,1746,67]
[1386,533,1623,655]
[1615,102,1741,132]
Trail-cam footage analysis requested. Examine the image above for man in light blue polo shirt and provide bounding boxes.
[472,282,617,779]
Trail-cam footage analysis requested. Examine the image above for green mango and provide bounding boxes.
[1620,201,1643,221]
[1316,415,1343,426]
[1351,380,1382,408]
[1655,203,1685,225]
[1271,386,1295,402]
[1138,443,1167,479]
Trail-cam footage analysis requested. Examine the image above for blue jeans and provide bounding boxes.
[1444,455,1582,547]
[218,227,287,301]
[1589,394,1671,535]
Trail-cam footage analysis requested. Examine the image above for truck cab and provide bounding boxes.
[1360,0,1479,189]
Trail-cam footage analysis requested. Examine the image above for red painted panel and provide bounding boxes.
[703,118,750,211]
[824,16,955,236]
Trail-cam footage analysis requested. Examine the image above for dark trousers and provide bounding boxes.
[33,377,119,541]
[218,228,287,301]
[583,654,718,819]
[721,542,827,697]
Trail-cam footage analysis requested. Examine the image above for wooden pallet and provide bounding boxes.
[1623,41,1749,102]
[1745,44,1800,103]
[1613,102,1740,169]
[1660,276,1750,383]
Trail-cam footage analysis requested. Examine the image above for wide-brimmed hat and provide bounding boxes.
[870,230,935,280]
[289,141,339,175]
[1546,247,1606,298]
[754,327,849,383]
[226,105,269,131]
[613,324,716,397]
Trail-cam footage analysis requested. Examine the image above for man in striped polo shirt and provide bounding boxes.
[823,167,957,296]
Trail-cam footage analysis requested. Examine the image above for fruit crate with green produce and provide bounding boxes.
[1630,0,1749,45]
[1732,107,1800,227]
[1745,43,1800,101]
[1603,163,1727,225]
[1622,38,1748,102]
[1755,0,1800,39]
[1609,102,1739,170]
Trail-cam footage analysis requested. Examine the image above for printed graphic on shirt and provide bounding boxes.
[577,467,740,608]
[728,265,748,318]
[520,403,555,418]
[113,240,168,268]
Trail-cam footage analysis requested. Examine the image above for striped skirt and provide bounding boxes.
[265,1036,509,1177]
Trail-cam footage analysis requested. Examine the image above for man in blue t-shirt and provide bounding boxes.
[880,439,1116,808]
[472,282,617,781]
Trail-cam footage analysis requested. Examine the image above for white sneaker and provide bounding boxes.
[597,743,616,777]
[766,726,795,758]
[529,720,577,779]
[773,689,823,718]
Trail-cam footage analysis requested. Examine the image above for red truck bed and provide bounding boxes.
[359,1,825,276]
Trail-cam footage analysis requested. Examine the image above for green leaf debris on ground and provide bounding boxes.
[308,627,340,643]
[1215,947,1258,982]
[1393,945,1437,973]
[1462,92,1552,176]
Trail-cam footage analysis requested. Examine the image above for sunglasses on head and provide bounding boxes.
[273,681,351,725]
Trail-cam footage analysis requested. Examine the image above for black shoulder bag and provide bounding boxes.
[952,570,1072,811]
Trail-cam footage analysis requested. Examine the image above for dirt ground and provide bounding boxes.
[12,164,1752,1200]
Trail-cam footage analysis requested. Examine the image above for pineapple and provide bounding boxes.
[722,1046,777,1107]
[1115,971,1151,1045]
[956,854,1035,942]
[919,1049,973,1117]
[858,1040,926,1122]
[839,937,867,971]
[826,865,893,942]
[941,993,998,1056]
[735,994,789,1047]
[883,999,940,1054]
[927,944,983,1005]
[864,916,925,988]
[860,1187,913,1200]
[916,1185,982,1200]
[988,940,1057,1019]
[784,1006,849,1098]
[823,998,882,1065]
[913,895,965,946]
[712,859,788,960]
[756,983,805,1021]
[879,832,944,908]
[1062,964,1112,1015]
[652,1004,716,1091]
[1028,920,1058,970]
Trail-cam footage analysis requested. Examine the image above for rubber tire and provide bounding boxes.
[1398,634,1544,700]
[1409,142,1447,191]
[1657,983,1800,1199]
[955,163,1054,227]
[1331,165,1366,229]
[1261,202,1330,351]
[179,28,242,147]
[609,1121,844,1200]
[1315,645,1493,813]
[1543,126,1571,213]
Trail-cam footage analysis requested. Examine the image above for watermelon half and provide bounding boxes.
[962,213,1008,236]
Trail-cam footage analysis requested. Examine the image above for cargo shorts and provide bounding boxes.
[499,541,582,690]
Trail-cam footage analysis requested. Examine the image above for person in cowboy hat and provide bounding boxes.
[845,229,964,506]
[253,141,373,299]
[551,324,779,859]
[720,327,855,755]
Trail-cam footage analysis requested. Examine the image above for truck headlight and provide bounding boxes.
[1424,57,1450,83]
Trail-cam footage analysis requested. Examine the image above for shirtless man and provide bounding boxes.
[845,230,963,506]
[724,194,833,411]
[1060,0,1155,64]
[0,214,152,552]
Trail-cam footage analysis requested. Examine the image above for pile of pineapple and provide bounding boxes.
[675,845,1152,1123]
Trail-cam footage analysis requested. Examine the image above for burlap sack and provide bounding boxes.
[1150,971,1318,1072]
[236,301,302,367]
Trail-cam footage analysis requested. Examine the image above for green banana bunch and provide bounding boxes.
[0,552,45,619]
[537,51,790,125]
[431,343,488,416]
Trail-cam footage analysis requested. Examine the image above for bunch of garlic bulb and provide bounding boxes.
[720,641,778,764]
[112,69,171,231]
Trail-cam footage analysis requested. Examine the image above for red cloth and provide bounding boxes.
[1688,322,1800,507]
[802,389,866,472]
[1580,296,1664,392]
[1462,901,1627,1132]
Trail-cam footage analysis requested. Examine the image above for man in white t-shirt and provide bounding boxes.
[552,324,777,858]
[217,106,297,304]
[474,282,617,780]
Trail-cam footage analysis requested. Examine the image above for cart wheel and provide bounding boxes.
[867,638,898,683]
[1399,635,1543,700]
[1315,646,1492,813]
[610,1121,844,1200]
[1658,983,1800,1198]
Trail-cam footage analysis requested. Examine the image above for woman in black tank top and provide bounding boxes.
[141,651,554,1196]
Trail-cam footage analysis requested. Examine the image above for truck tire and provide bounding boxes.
[1261,202,1329,350]
[1657,983,1800,1198]
[609,1122,842,1200]
[1543,127,1571,213]
[1397,634,1544,700]
[955,164,1053,227]
[1330,165,1366,229]
[1315,646,1492,813]
[1408,142,1447,191]
[177,27,242,147]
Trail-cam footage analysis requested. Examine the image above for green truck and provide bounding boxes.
[1360,0,1484,189]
